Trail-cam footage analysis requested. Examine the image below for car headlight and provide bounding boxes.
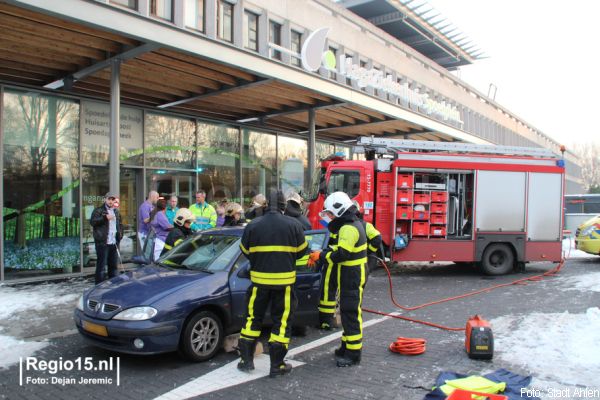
[113,307,158,321]
[76,295,84,311]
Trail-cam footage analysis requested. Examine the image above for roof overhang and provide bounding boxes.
[0,0,490,144]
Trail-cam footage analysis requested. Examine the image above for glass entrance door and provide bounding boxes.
[147,170,196,208]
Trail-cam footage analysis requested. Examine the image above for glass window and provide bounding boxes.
[290,30,302,67]
[111,0,137,9]
[82,167,140,269]
[269,20,282,60]
[217,0,233,42]
[316,141,334,162]
[344,53,353,85]
[185,0,204,31]
[328,46,337,79]
[197,122,240,203]
[160,234,240,272]
[145,113,196,169]
[81,100,143,166]
[327,170,360,198]
[241,129,277,206]
[243,10,258,51]
[147,170,196,208]
[2,90,81,279]
[278,136,307,195]
[151,0,173,21]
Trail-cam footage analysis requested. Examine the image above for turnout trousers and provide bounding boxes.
[318,259,338,324]
[338,262,367,353]
[240,284,297,345]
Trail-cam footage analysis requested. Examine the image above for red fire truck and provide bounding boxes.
[307,137,565,275]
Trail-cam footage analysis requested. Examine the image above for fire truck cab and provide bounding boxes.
[306,137,565,275]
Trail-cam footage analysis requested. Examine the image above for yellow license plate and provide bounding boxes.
[82,321,108,337]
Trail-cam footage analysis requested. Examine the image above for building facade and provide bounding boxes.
[0,0,582,281]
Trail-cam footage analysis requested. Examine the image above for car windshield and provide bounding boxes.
[158,234,241,273]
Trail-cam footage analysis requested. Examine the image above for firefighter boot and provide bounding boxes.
[269,342,292,378]
[334,341,346,357]
[336,349,361,367]
[319,313,334,331]
[237,338,256,372]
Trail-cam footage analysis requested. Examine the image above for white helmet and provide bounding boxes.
[323,191,353,218]
[174,208,194,227]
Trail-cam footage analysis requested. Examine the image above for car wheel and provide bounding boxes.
[480,243,514,276]
[180,310,223,362]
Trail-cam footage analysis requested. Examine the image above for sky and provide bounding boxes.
[425,0,600,148]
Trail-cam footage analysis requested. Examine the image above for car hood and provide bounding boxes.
[86,265,222,310]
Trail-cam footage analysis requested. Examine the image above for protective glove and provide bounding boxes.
[307,251,322,268]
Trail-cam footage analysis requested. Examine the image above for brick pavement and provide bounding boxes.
[1,258,598,400]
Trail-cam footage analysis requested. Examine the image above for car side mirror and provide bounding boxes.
[237,262,250,279]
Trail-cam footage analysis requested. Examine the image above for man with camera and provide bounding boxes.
[90,192,123,284]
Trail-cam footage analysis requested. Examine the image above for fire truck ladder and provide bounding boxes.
[357,136,558,159]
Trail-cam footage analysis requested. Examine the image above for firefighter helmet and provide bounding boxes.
[323,191,353,218]
[174,208,194,227]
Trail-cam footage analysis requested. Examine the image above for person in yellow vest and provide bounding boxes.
[309,191,367,367]
[190,190,217,231]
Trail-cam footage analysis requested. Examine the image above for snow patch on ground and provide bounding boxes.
[0,335,48,370]
[492,308,600,387]
[559,271,600,293]
[0,279,88,320]
[562,238,599,259]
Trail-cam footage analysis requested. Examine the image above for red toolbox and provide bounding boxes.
[431,191,448,202]
[413,193,431,204]
[430,226,447,236]
[430,214,446,225]
[412,221,429,236]
[397,190,413,204]
[412,210,429,220]
[398,174,413,189]
[396,206,412,219]
[430,203,447,214]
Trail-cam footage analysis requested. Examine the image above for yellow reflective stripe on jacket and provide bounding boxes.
[174,238,183,247]
[340,257,368,266]
[368,244,378,253]
[163,244,173,250]
[240,243,250,255]
[295,254,309,267]
[247,241,307,254]
[250,270,296,285]
[346,342,362,350]
[365,222,380,240]
[338,241,367,253]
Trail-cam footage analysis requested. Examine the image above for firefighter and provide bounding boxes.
[284,190,311,230]
[316,209,340,331]
[353,200,382,276]
[309,191,367,367]
[237,190,307,377]
[161,208,194,256]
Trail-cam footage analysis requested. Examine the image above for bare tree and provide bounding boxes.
[572,141,600,193]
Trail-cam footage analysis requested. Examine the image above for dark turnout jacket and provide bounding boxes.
[284,201,312,231]
[240,210,307,287]
[90,204,123,245]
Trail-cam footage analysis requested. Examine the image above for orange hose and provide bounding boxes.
[363,250,567,332]
[389,337,426,355]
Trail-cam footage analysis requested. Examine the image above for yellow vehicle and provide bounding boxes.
[575,215,600,256]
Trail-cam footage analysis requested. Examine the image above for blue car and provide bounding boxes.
[74,227,328,362]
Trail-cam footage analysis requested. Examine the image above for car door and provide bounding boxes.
[293,230,329,326]
[228,229,329,328]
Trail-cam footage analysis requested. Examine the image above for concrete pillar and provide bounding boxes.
[110,59,121,196]
[174,0,185,27]
[307,108,316,191]
[232,0,244,47]
[258,11,269,57]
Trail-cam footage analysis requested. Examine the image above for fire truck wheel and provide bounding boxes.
[480,243,514,275]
